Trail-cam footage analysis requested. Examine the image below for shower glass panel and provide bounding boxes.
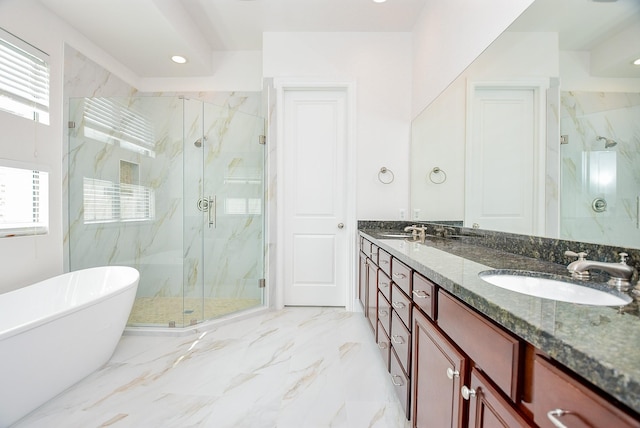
[559,91,640,248]
[68,96,265,328]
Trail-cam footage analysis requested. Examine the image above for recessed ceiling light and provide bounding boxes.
[633,58,640,66]
[373,0,387,3]
[171,55,187,64]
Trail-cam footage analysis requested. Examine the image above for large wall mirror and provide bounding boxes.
[410,0,640,249]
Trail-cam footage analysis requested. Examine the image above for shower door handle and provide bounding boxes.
[208,196,216,228]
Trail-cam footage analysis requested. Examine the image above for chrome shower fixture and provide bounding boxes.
[194,136,207,147]
[597,136,618,148]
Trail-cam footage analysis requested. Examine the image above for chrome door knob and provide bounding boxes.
[338,223,344,229]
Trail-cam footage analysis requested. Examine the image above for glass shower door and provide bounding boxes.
[186,101,266,322]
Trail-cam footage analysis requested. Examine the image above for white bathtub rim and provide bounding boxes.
[0,266,139,341]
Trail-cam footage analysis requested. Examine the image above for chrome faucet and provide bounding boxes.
[565,250,636,290]
[404,224,427,241]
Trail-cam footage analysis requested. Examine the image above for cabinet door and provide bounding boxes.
[366,262,377,332]
[466,369,533,428]
[412,307,467,428]
[533,355,640,428]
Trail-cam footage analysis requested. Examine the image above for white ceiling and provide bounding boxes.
[507,0,640,78]
[37,0,429,77]
[37,0,640,79]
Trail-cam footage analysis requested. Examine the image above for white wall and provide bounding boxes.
[0,0,77,291]
[263,32,413,220]
[411,0,535,117]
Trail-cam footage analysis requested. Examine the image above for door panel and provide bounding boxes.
[466,88,537,235]
[283,90,347,306]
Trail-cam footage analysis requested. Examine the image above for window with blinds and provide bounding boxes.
[83,178,155,224]
[0,165,49,237]
[0,28,50,125]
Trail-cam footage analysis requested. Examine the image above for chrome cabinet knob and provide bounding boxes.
[461,385,476,400]
[446,367,459,380]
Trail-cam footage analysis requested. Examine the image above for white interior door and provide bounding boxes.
[282,89,347,306]
[466,87,541,235]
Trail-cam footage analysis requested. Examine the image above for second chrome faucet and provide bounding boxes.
[565,250,636,290]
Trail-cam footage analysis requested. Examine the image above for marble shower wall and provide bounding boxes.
[64,46,266,313]
[560,91,640,248]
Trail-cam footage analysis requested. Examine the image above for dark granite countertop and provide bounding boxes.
[360,227,640,416]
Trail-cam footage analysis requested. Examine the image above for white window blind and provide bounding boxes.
[83,178,155,224]
[0,165,49,237]
[0,28,50,125]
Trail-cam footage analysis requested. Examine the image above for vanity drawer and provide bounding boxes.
[378,249,391,276]
[376,321,391,372]
[378,270,391,302]
[391,258,411,296]
[532,355,640,428]
[378,292,391,337]
[390,348,411,419]
[391,310,411,374]
[391,283,412,329]
[412,272,436,320]
[437,290,520,400]
[370,244,379,265]
[361,238,371,256]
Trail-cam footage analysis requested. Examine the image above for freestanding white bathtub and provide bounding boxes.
[0,266,139,427]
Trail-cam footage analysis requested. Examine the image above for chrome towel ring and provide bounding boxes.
[429,167,447,184]
[378,167,394,184]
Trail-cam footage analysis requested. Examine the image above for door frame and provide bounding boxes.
[465,79,548,235]
[274,79,357,311]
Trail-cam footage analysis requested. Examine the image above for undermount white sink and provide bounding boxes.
[478,270,632,306]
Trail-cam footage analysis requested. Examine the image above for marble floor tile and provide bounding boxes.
[12,307,411,428]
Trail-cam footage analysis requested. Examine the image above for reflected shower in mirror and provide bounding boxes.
[410,0,640,248]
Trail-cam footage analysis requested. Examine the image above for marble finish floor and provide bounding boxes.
[13,307,410,428]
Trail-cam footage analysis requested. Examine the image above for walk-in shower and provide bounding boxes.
[67,96,266,328]
[560,91,640,248]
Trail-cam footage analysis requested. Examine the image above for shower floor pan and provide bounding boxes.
[127,297,261,327]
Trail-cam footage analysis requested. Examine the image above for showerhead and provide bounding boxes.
[597,136,618,148]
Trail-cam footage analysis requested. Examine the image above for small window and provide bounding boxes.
[0,28,50,125]
[0,163,49,237]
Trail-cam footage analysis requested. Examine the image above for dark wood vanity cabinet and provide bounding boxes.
[412,291,530,428]
[359,234,640,427]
